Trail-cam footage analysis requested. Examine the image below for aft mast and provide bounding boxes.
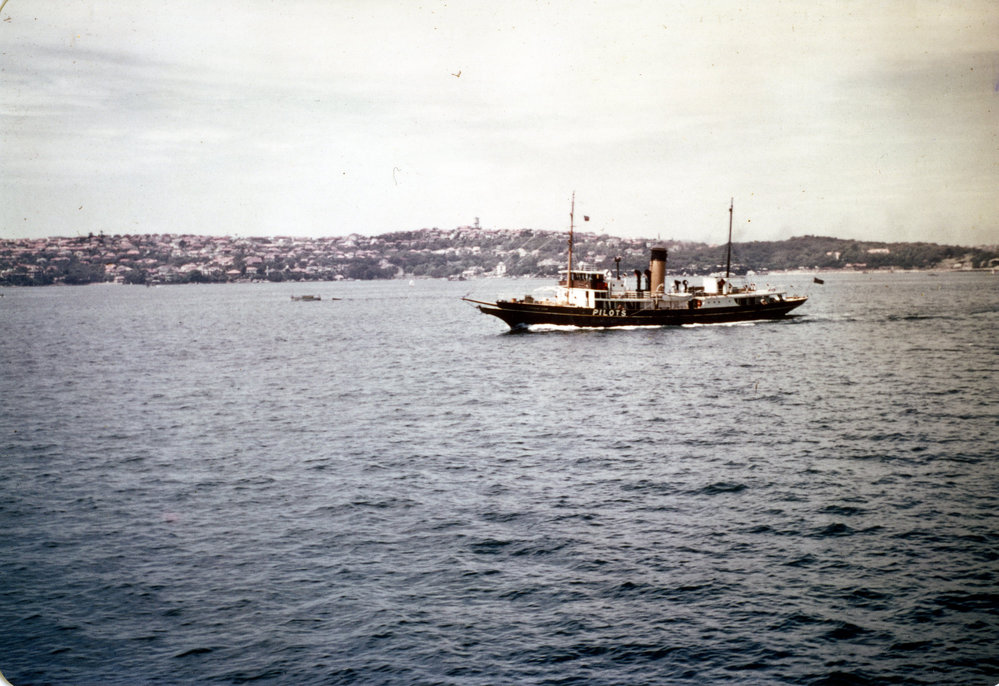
[566,191,575,302]
[725,198,734,279]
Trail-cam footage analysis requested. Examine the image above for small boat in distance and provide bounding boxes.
[291,295,321,301]
[463,196,807,330]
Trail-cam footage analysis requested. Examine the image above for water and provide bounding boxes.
[1,272,997,685]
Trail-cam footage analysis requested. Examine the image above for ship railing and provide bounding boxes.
[606,290,653,299]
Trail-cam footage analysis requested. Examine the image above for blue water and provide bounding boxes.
[2,272,997,685]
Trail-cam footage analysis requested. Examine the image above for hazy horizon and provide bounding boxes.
[3,2,998,246]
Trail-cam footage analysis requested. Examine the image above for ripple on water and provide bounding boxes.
[1,274,997,685]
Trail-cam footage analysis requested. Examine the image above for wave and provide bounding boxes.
[698,481,748,495]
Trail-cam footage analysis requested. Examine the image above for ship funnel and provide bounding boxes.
[649,247,668,294]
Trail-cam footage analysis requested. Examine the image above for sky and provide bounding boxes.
[2,1,998,245]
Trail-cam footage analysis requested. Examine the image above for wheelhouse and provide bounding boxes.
[558,269,608,290]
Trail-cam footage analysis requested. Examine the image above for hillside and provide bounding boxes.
[1,228,996,286]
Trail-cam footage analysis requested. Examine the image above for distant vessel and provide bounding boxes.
[291,295,321,301]
[464,196,807,329]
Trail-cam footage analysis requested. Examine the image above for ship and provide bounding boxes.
[463,196,807,329]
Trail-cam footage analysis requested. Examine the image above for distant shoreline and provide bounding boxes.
[2,229,997,287]
[2,268,996,290]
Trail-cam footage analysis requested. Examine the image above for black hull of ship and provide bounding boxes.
[473,298,806,329]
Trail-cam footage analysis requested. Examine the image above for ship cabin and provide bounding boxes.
[557,269,631,308]
[558,269,608,290]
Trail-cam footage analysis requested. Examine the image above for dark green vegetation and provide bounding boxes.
[2,229,996,286]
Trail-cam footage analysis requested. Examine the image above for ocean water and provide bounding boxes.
[1,271,997,685]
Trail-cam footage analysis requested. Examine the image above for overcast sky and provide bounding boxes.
[2,1,997,245]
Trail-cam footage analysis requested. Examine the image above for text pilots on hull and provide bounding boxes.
[464,196,807,329]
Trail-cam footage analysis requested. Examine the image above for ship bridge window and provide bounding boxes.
[561,271,607,289]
